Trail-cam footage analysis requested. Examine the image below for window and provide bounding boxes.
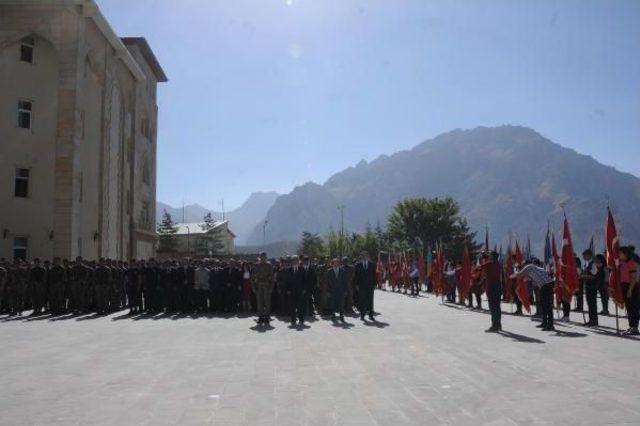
[20,36,34,63]
[14,168,30,198]
[13,236,28,261]
[18,100,32,129]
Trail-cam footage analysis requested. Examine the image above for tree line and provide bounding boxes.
[298,197,481,261]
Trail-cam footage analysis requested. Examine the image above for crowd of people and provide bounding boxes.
[425,246,639,336]
[0,252,380,327]
[1,244,637,336]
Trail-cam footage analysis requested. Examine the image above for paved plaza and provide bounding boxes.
[1,291,639,426]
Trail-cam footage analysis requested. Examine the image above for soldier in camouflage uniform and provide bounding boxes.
[251,252,274,325]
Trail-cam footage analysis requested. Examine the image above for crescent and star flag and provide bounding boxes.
[606,207,625,308]
[561,213,580,298]
[514,240,531,312]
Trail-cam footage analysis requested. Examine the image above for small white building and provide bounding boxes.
[173,221,235,256]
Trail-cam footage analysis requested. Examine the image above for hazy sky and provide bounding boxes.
[97,0,640,210]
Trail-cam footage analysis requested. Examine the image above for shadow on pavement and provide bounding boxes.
[585,327,640,341]
[497,330,545,344]
[288,323,311,331]
[49,312,85,321]
[550,330,588,338]
[75,312,108,321]
[331,320,355,329]
[250,323,275,333]
[362,319,390,328]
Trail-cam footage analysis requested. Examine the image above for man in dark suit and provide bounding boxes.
[287,255,307,325]
[300,256,316,318]
[355,251,377,321]
[327,257,347,322]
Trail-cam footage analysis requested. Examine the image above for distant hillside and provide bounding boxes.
[247,126,640,253]
[157,191,279,245]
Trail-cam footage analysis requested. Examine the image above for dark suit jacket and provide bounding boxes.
[287,266,306,298]
[355,261,377,292]
[327,267,347,294]
[300,265,316,294]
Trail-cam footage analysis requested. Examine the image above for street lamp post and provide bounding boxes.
[262,220,269,251]
[337,204,345,257]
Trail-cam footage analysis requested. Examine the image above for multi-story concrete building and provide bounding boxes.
[0,0,166,261]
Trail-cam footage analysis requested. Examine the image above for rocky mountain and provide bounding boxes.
[246,126,640,254]
[157,191,279,245]
[156,202,209,224]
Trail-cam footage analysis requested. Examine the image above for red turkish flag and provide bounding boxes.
[606,208,625,308]
[485,227,490,253]
[376,255,384,286]
[460,243,472,301]
[433,244,446,296]
[418,251,426,284]
[503,247,513,302]
[514,241,531,312]
[560,214,580,298]
[551,233,570,305]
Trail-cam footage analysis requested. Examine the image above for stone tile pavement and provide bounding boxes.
[0,291,639,425]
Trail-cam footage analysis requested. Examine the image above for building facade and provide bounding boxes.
[0,0,166,261]
[172,222,236,257]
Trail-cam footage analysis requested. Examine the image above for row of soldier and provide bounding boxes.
[0,251,380,326]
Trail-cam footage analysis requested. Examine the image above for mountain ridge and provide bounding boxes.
[246,125,640,253]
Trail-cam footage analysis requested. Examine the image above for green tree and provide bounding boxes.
[347,222,381,259]
[157,210,178,253]
[324,228,342,259]
[196,212,225,255]
[297,232,325,259]
[387,197,479,260]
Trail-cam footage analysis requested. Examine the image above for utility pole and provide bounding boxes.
[220,199,225,221]
[262,220,269,250]
[337,204,345,257]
